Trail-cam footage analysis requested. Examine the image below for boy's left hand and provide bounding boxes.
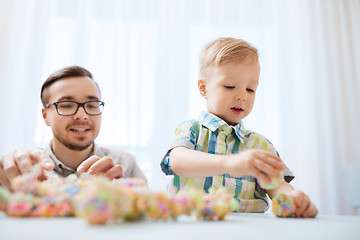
[288,190,318,218]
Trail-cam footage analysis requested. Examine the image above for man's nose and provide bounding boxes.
[73,106,89,120]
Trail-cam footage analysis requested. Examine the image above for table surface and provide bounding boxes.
[1,212,359,240]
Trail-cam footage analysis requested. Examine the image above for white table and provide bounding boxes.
[1,212,359,240]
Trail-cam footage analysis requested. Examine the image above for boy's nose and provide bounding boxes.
[235,91,246,101]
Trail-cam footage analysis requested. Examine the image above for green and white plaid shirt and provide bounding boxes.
[161,111,294,213]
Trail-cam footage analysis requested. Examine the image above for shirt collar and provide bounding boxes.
[46,141,97,174]
[198,111,246,142]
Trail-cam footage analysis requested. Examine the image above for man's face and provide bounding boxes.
[42,76,102,151]
[199,59,260,125]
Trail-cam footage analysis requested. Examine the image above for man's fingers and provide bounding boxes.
[105,165,124,179]
[14,150,33,174]
[2,154,21,181]
[37,169,49,182]
[0,148,54,192]
[77,156,123,180]
[88,157,114,175]
[77,156,101,173]
[0,162,12,191]
[28,149,54,171]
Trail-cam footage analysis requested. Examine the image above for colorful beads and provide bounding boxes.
[74,179,240,224]
[0,170,239,225]
[258,170,284,189]
[0,187,10,211]
[272,193,296,217]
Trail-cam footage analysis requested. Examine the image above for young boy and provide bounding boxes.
[160,37,318,218]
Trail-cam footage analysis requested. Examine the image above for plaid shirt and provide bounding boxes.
[161,111,294,213]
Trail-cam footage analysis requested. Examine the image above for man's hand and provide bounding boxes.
[224,149,285,185]
[0,148,54,191]
[77,156,124,179]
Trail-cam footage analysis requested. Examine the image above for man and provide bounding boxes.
[0,66,146,191]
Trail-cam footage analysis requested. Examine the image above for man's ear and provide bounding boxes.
[42,108,51,126]
[198,79,207,99]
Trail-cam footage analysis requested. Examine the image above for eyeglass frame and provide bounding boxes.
[44,100,105,116]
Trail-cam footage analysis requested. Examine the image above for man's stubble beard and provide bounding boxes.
[54,134,94,151]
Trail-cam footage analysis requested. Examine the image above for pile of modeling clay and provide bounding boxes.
[0,166,83,218]
[0,167,239,224]
[72,177,240,224]
[271,193,296,217]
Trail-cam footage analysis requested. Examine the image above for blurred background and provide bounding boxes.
[0,0,359,215]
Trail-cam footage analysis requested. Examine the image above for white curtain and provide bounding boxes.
[0,0,359,215]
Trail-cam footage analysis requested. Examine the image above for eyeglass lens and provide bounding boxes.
[56,101,103,115]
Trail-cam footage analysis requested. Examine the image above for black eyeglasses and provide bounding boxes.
[45,101,105,116]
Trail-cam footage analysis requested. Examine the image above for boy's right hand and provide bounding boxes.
[0,148,54,191]
[223,149,285,184]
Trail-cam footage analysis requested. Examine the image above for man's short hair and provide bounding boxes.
[199,37,259,79]
[41,66,100,106]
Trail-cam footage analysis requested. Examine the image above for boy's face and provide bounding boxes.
[199,59,260,126]
[42,76,102,151]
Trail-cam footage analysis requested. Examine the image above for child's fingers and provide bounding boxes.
[251,150,284,172]
[250,167,272,184]
[302,203,318,218]
[256,149,283,162]
[297,199,310,217]
[287,189,318,218]
[293,190,310,217]
[261,155,285,171]
[254,158,282,179]
[251,152,284,179]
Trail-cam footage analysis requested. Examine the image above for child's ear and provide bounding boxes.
[42,108,51,126]
[198,79,207,98]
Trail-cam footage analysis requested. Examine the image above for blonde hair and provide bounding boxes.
[199,37,259,78]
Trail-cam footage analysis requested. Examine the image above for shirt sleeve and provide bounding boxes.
[160,120,198,176]
[246,131,295,183]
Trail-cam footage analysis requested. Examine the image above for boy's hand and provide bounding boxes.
[77,156,124,179]
[0,148,54,191]
[224,149,285,184]
[289,190,318,218]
